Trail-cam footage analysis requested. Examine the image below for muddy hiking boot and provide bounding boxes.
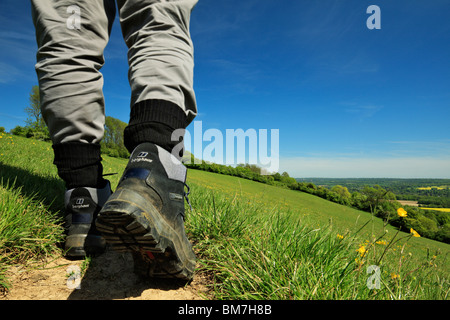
[64,181,112,258]
[95,142,196,281]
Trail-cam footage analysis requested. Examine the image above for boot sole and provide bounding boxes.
[95,188,196,281]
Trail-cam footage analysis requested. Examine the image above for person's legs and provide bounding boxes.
[96,0,198,280]
[31,0,116,257]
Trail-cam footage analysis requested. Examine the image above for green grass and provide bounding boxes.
[187,170,450,266]
[0,134,65,291]
[0,180,64,259]
[1,134,449,299]
[186,182,449,299]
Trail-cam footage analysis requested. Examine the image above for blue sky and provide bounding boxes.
[1,0,450,178]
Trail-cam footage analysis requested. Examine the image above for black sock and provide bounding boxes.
[123,99,188,159]
[53,142,106,189]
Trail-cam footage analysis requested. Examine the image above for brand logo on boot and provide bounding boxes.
[72,198,89,209]
[131,151,153,164]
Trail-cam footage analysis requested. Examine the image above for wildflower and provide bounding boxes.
[391,273,399,280]
[410,228,420,238]
[397,208,407,218]
[376,240,387,245]
[356,245,366,257]
[337,234,344,240]
[355,258,364,266]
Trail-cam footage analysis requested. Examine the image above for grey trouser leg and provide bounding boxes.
[118,0,198,122]
[31,0,197,145]
[32,0,115,145]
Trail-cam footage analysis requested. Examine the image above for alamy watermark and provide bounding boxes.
[366,265,381,290]
[66,265,81,290]
[367,5,381,30]
[172,121,280,174]
[62,3,378,172]
[66,4,382,31]
[66,5,81,30]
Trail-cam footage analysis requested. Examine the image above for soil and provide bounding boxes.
[1,249,210,300]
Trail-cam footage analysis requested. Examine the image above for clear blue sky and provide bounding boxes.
[1,0,449,178]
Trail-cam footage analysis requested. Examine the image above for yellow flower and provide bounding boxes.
[337,234,344,240]
[376,240,387,245]
[356,246,366,257]
[410,228,420,237]
[397,208,407,218]
[391,273,399,279]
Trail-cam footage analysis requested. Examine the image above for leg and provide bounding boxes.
[96,0,198,280]
[117,0,198,156]
[31,0,116,257]
[31,0,116,189]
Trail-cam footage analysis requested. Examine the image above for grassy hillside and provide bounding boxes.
[188,170,450,262]
[1,134,449,299]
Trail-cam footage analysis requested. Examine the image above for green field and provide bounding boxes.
[188,169,450,259]
[1,134,449,299]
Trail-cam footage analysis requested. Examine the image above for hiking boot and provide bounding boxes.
[64,181,112,258]
[95,143,196,281]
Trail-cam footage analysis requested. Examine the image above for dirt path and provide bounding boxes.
[1,249,210,300]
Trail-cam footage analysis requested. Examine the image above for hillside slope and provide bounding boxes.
[187,169,450,267]
[1,135,449,299]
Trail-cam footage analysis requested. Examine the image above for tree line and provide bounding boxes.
[10,86,129,158]
[300,177,450,209]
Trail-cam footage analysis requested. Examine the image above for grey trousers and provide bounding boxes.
[31,0,198,146]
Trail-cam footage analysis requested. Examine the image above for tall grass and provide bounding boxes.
[0,179,64,290]
[0,134,65,292]
[185,183,449,300]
